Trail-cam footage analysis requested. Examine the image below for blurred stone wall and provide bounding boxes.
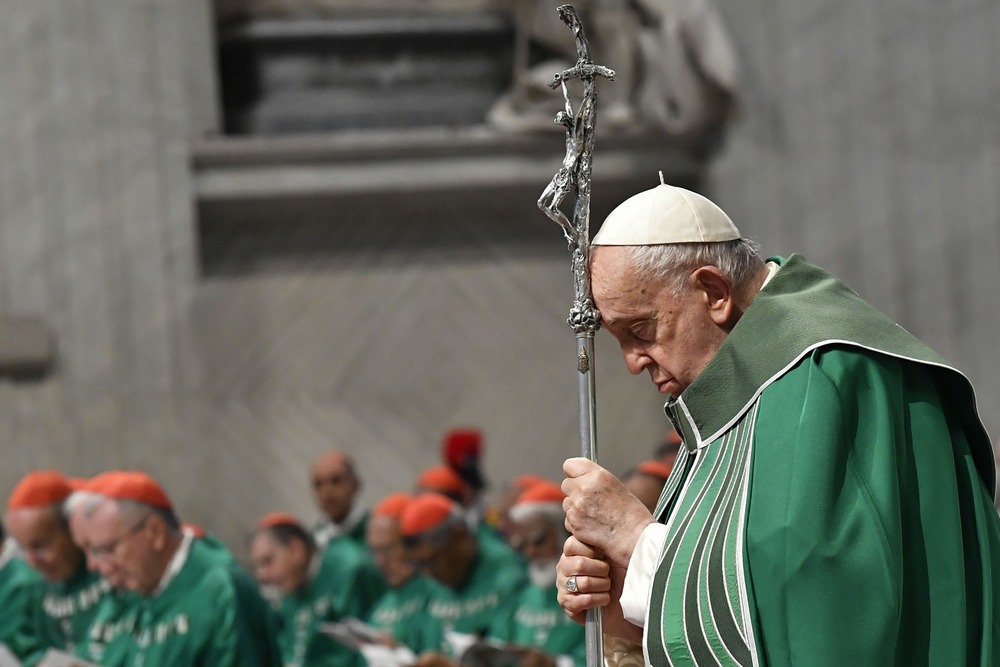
[706,0,1000,439]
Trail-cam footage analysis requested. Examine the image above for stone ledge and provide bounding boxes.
[218,13,511,43]
[192,127,706,207]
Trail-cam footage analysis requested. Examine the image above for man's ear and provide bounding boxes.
[691,266,735,328]
[148,514,169,551]
[289,536,307,562]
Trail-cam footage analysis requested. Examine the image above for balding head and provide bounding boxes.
[4,470,83,583]
[311,451,360,523]
[4,503,82,583]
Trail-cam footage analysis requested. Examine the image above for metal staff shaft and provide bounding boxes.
[576,333,602,665]
[536,6,615,667]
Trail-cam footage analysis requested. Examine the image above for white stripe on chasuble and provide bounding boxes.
[646,404,760,666]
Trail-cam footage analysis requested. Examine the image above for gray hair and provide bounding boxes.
[64,490,104,520]
[65,492,179,532]
[623,239,765,296]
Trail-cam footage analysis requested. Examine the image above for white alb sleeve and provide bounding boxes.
[620,522,670,627]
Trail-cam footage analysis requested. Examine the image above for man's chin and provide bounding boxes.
[655,378,684,397]
[528,559,559,588]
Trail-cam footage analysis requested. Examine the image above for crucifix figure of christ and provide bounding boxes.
[537,4,615,336]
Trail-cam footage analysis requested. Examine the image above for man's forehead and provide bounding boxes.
[312,451,351,476]
[599,298,659,329]
[4,505,60,531]
[88,499,126,526]
[249,531,279,554]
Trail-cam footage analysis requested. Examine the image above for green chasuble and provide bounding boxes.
[424,541,527,657]
[476,521,526,567]
[318,535,387,621]
[115,537,282,667]
[0,542,46,664]
[74,533,238,666]
[646,255,1000,666]
[38,558,110,654]
[73,589,142,667]
[189,531,235,565]
[487,583,586,667]
[315,509,370,553]
[273,558,364,667]
[365,573,443,655]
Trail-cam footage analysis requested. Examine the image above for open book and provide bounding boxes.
[37,650,99,667]
[318,619,416,667]
[0,645,22,667]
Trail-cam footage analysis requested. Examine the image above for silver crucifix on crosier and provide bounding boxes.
[538,6,615,341]
[536,6,615,667]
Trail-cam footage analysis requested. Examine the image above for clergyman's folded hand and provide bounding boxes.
[561,457,655,568]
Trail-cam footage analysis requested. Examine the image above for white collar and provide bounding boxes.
[761,260,780,288]
[315,504,366,545]
[0,539,18,570]
[153,531,194,596]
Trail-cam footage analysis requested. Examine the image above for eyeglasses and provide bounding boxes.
[87,514,151,560]
[513,529,551,554]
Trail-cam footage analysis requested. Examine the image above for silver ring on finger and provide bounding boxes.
[565,575,579,593]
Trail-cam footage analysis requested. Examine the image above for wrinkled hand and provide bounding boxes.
[557,535,611,618]
[561,457,655,568]
[557,536,644,643]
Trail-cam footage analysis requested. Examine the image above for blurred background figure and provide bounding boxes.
[250,512,362,667]
[487,480,586,667]
[621,460,674,513]
[310,450,387,618]
[364,492,443,656]
[417,463,515,559]
[416,465,470,506]
[441,428,491,531]
[3,470,109,655]
[0,520,46,664]
[442,428,488,501]
[312,451,369,550]
[71,471,281,666]
[489,473,546,547]
[655,428,683,468]
[65,485,143,666]
[400,493,526,664]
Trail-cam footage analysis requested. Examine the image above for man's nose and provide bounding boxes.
[623,349,648,375]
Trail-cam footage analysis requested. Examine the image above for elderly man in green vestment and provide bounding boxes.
[65,486,140,667]
[72,471,282,667]
[364,492,443,655]
[65,482,240,666]
[401,493,527,665]
[556,181,1000,666]
[3,470,110,659]
[487,480,586,667]
[249,512,365,667]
